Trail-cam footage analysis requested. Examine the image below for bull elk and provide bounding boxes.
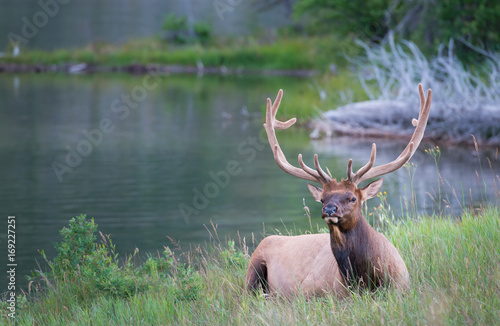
[246,84,432,296]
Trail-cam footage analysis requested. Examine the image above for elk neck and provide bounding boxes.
[328,214,373,284]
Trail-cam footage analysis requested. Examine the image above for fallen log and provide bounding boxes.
[315,100,500,146]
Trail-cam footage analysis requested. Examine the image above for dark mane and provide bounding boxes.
[329,217,380,289]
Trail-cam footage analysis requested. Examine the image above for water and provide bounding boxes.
[0,73,498,291]
[0,0,292,51]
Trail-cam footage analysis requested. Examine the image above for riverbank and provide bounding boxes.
[2,206,499,325]
[0,36,342,73]
[0,62,317,76]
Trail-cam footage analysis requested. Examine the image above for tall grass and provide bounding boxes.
[2,202,499,325]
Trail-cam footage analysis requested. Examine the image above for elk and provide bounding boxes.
[246,84,432,296]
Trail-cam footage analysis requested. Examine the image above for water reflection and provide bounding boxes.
[0,73,498,291]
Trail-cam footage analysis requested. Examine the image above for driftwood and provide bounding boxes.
[319,99,500,146]
[316,33,500,146]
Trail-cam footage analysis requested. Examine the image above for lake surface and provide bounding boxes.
[0,73,498,291]
[0,0,292,51]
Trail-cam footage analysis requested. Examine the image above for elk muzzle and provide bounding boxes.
[322,204,341,225]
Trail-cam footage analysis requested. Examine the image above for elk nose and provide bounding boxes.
[324,205,338,217]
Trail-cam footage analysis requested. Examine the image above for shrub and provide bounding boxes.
[171,264,202,302]
[220,240,248,270]
[162,14,211,45]
[51,214,98,278]
[193,22,212,45]
[42,214,149,298]
[162,14,189,45]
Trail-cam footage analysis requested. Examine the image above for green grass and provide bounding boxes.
[1,36,350,71]
[2,206,499,325]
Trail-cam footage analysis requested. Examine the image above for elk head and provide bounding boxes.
[264,84,432,239]
[307,178,384,234]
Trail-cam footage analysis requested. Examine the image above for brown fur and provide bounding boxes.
[309,178,410,292]
[245,234,348,298]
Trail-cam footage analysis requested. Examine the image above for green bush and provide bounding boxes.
[162,13,187,32]
[171,264,202,302]
[193,22,212,45]
[162,14,211,45]
[51,214,98,278]
[140,250,175,277]
[220,240,248,270]
[42,214,149,298]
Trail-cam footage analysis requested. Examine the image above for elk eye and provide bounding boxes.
[350,197,357,203]
[320,199,325,204]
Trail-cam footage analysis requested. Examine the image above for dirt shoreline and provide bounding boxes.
[0,62,317,76]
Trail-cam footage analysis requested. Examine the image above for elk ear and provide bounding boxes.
[307,183,323,202]
[360,178,384,201]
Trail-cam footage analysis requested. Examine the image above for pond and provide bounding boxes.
[0,73,498,290]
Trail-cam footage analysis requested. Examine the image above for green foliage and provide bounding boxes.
[193,22,212,45]
[171,264,202,302]
[51,214,98,277]
[162,13,187,32]
[434,0,500,59]
[220,240,248,270]
[162,14,189,44]
[162,14,212,45]
[294,0,500,58]
[44,215,149,298]
[140,249,176,277]
[295,0,398,41]
[139,247,202,302]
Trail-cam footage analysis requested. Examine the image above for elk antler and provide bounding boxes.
[347,83,432,186]
[264,89,331,185]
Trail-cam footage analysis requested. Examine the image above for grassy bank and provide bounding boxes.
[1,36,347,71]
[2,206,499,325]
